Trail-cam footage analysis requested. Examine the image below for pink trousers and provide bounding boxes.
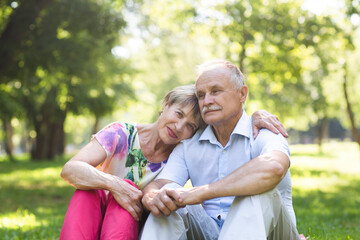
[60,179,138,240]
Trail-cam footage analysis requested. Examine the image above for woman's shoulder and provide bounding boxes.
[94,121,137,143]
[100,121,137,133]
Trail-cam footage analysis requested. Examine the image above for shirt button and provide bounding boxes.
[222,150,226,153]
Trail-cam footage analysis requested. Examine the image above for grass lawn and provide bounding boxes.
[291,142,360,240]
[0,141,359,239]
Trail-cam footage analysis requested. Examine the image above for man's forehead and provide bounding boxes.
[196,69,231,90]
[197,64,228,76]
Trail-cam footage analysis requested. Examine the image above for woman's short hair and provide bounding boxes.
[162,84,206,129]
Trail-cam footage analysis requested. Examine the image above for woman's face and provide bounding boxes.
[158,103,199,145]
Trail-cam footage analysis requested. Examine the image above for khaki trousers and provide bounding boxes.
[140,184,300,240]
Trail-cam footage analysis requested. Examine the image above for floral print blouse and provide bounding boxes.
[94,122,167,190]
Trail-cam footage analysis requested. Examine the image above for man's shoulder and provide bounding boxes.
[181,128,204,145]
[251,128,290,156]
[254,129,287,143]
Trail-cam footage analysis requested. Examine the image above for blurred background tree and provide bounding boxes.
[0,0,359,160]
[0,0,134,160]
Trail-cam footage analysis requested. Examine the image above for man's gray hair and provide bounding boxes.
[162,84,206,129]
[196,59,245,90]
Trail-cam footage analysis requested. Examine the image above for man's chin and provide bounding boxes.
[203,116,218,125]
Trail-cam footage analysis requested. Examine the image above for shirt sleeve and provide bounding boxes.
[94,122,128,160]
[252,129,290,160]
[155,142,190,186]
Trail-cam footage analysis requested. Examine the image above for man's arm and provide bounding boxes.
[141,179,181,217]
[142,141,191,216]
[167,150,289,207]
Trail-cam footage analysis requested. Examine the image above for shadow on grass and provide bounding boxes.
[0,185,74,214]
[0,185,74,239]
[0,224,64,240]
[294,178,360,239]
[0,157,68,174]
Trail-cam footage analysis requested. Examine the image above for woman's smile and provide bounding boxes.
[167,127,178,138]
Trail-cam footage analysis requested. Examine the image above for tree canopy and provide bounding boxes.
[1,0,360,159]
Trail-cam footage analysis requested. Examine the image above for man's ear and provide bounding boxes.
[239,85,248,103]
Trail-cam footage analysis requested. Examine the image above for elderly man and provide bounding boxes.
[140,59,300,240]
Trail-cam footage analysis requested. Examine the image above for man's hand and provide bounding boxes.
[142,188,180,217]
[252,110,288,139]
[165,187,204,207]
[110,178,143,222]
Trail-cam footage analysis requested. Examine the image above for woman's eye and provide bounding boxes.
[176,112,182,118]
[188,124,196,132]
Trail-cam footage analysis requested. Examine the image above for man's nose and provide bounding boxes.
[203,93,214,105]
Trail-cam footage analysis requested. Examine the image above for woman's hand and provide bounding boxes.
[61,139,143,221]
[252,110,288,139]
[109,177,143,222]
[141,179,180,217]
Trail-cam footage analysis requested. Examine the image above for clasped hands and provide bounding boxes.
[112,178,202,220]
[142,187,202,217]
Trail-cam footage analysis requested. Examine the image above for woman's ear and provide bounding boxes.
[160,104,169,115]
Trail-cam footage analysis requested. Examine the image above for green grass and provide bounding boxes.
[0,155,74,240]
[291,142,360,240]
[0,142,359,239]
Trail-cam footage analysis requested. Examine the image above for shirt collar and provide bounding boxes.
[199,110,251,143]
[232,110,251,139]
[199,124,218,144]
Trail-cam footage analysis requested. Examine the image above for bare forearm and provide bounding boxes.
[61,160,118,191]
[195,151,289,201]
[141,179,175,214]
[142,179,171,196]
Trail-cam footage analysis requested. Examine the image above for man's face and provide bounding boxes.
[195,67,247,127]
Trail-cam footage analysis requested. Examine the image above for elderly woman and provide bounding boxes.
[59,84,286,240]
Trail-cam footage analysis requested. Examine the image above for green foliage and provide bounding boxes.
[210,0,340,126]
[0,83,23,120]
[16,0,132,117]
[131,0,357,134]
[0,0,135,159]
[1,0,360,156]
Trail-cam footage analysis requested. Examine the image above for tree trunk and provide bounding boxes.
[48,114,66,158]
[32,113,66,160]
[343,61,360,150]
[317,117,328,154]
[239,46,246,73]
[31,88,66,161]
[1,118,15,161]
[32,115,50,160]
[93,115,100,134]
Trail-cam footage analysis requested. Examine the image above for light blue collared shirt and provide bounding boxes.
[157,111,294,222]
